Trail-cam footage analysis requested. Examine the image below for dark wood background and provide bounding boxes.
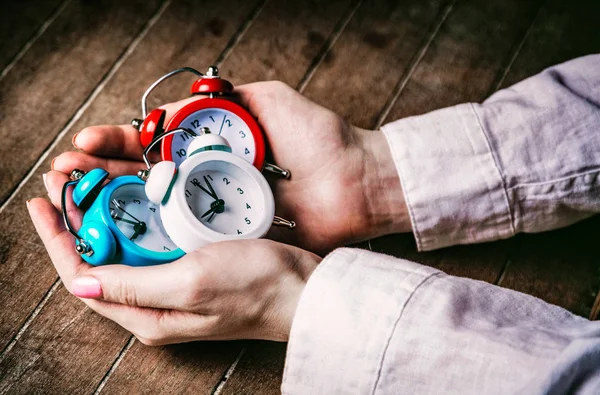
[1,0,599,393]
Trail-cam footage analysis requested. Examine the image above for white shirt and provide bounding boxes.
[282,55,600,394]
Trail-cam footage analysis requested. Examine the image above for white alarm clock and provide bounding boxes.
[137,127,294,253]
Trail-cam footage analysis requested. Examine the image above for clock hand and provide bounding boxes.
[114,216,139,226]
[191,178,218,200]
[218,114,226,135]
[203,176,219,200]
[130,222,147,241]
[201,205,218,219]
[207,211,216,223]
[112,199,144,224]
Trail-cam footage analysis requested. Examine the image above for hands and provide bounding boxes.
[32,80,410,344]
[29,171,320,344]
[52,81,410,254]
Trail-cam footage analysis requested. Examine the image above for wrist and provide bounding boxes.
[356,126,412,238]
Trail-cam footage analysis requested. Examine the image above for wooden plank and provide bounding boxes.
[0,0,162,205]
[99,341,244,394]
[0,0,64,72]
[219,342,286,395]
[302,0,454,129]
[0,0,162,353]
[491,0,600,317]
[0,0,261,393]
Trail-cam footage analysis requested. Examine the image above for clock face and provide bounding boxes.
[170,108,256,166]
[109,184,178,252]
[183,160,265,235]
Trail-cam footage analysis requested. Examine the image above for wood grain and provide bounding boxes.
[0,0,260,393]
[0,0,64,72]
[303,0,453,129]
[0,0,163,205]
[0,0,162,352]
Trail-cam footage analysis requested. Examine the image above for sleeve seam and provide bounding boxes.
[507,168,600,190]
[469,103,517,237]
[370,271,444,395]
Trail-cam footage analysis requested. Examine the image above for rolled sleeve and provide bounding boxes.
[381,103,514,251]
[381,55,600,251]
[282,248,440,394]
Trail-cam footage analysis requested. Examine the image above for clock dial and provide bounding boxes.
[171,109,256,166]
[109,184,178,252]
[184,160,264,235]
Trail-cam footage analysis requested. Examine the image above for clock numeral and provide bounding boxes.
[223,177,230,185]
[246,203,251,209]
[244,148,250,155]
[225,119,232,127]
[163,246,171,251]
[237,229,242,235]
[133,199,141,204]
[237,188,244,194]
[149,207,156,213]
[175,148,187,158]
[209,115,216,122]
[245,217,251,225]
[185,189,192,198]
[118,199,126,206]
[207,174,213,181]
[191,119,200,128]
[239,130,246,138]
[180,131,193,141]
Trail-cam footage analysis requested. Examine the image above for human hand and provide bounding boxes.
[51,81,410,254]
[29,170,320,344]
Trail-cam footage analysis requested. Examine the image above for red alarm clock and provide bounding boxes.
[132,66,289,178]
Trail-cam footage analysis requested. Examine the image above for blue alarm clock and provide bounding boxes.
[61,168,184,266]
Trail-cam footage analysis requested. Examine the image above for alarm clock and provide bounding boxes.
[132,66,290,178]
[137,127,295,253]
[61,168,184,266]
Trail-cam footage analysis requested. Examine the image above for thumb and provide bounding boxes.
[71,259,200,310]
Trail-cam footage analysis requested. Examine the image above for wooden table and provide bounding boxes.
[1,0,599,393]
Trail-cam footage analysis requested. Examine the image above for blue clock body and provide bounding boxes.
[73,169,184,266]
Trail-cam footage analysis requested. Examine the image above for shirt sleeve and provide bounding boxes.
[282,248,600,395]
[381,54,600,251]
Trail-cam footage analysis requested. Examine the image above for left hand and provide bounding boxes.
[29,170,320,345]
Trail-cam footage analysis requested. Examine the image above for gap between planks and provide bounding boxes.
[0,0,171,216]
[211,347,247,395]
[93,336,137,395]
[487,0,545,96]
[374,0,456,130]
[0,0,72,83]
[0,279,62,362]
[295,0,362,93]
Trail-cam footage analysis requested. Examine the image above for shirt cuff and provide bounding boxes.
[281,248,439,394]
[381,103,515,251]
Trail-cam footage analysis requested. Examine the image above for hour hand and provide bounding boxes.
[191,178,217,200]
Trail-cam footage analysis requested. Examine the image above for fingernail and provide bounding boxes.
[26,199,31,208]
[72,133,80,149]
[42,173,49,193]
[72,276,103,299]
[51,157,56,170]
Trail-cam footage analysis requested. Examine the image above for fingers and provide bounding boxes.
[71,255,208,311]
[27,198,89,288]
[73,97,201,159]
[52,151,143,178]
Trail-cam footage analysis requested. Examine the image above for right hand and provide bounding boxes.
[52,81,410,254]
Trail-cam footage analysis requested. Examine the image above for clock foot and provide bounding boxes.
[264,162,291,179]
[273,216,295,229]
